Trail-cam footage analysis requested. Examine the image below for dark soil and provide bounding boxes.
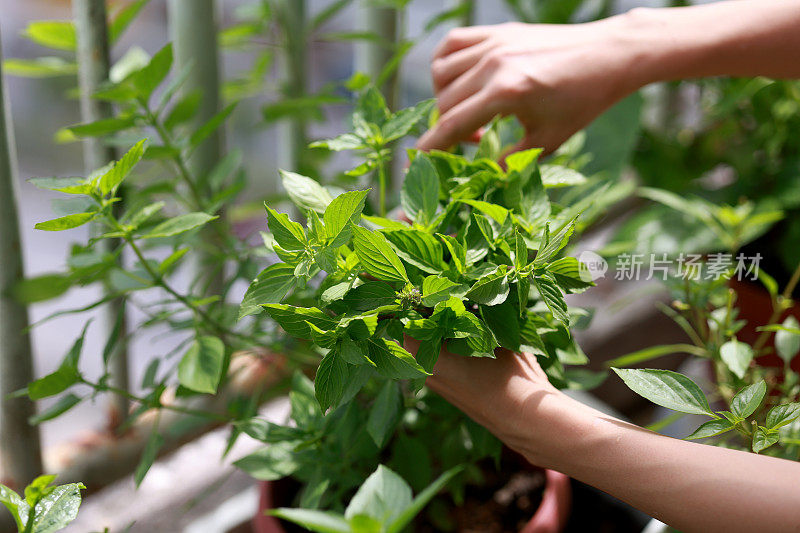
[416,455,546,533]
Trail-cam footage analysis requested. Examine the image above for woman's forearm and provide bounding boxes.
[522,394,800,533]
[618,0,800,89]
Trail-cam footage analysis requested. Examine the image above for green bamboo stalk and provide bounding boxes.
[0,37,43,489]
[167,0,226,297]
[278,0,308,173]
[73,0,130,423]
[357,1,401,201]
[167,0,222,193]
[357,2,400,110]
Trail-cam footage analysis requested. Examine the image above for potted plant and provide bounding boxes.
[233,86,602,531]
[609,254,800,455]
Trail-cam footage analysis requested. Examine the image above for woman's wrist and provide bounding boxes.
[607,0,800,89]
[513,390,608,471]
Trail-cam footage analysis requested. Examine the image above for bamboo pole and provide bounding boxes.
[357,2,400,110]
[167,0,222,194]
[278,0,308,173]
[357,1,401,196]
[0,37,43,490]
[167,0,226,297]
[73,0,130,423]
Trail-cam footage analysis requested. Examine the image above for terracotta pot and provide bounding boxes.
[253,467,572,533]
[729,278,800,372]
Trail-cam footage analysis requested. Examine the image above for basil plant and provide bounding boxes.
[235,87,599,528]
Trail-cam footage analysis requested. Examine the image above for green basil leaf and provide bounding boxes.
[25,482,86,532]
[281,170,333,213]
[401,154,439,225]
[533,274,569,326]
[22,21,76,51]
[460,199,509,224]
[324,189,370,247]
[129,43,172,100]
[234,442,301,481]
[28,393,82,425]
[141,212,218,239]
[421,275,467,307]
[368,338,428,379]
[383,230,445,274]
[775,316,800,364]
[239,263,297,319]
[382,99,434,141]
[437,234,466,275]
[315,350,348,411]
[465,267,509,306]
[730,381,767,419]
[686,419,735,440]
[189,102,237,148]
[68,115,137,137]
[345,465,412,523]
[35,212,96,232]
[766,402,800,430]
[719,339,754,379]
[268,509,350,533]
[177,336,225,394]
[98,139,146,195]
[353,226,409,283]
[386,466,463,533]
[612,368,713,416]
[752,426,780,453]
[534,218,576,266]
[265,206,307,251]
[134,430,164,488]
[540,164,587,188]
[367,381,402,448]
[263,304,339,338]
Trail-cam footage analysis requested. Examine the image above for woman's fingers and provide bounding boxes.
[431,41,492,92]
[432,25,493,61]
[416,91,497,152]
[435,55,494,115]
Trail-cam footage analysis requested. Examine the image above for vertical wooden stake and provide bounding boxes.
[73,0,130,424]
[0,36,43,490]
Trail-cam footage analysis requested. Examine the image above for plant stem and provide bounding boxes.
[74,0,130,422]
[753,261,800,353]
[0,35,43,488]
[82,379,230,423]
[376,150,387,217]
[142,106,206,210]
[116,225,263,346]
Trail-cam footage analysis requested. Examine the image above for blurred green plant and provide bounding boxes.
[0,476,85,533]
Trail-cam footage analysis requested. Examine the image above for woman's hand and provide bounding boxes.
[416,18,642,154]
[404,337,577,466]
[417,0,800,155]
[406,339,800,532]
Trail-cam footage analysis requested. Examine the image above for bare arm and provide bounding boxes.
[417,0,800,153]
[405,339,800,533]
